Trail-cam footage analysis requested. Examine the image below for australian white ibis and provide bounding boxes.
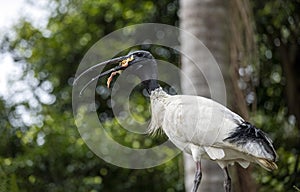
[74,50,278,192]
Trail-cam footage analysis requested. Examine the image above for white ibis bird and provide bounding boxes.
[74,50,278,192]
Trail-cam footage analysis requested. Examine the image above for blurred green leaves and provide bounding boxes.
[252,0,300,191]
[0,0,181,191]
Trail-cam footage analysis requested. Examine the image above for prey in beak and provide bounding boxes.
[106,55,134,88]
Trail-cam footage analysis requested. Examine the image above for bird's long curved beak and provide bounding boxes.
[73,55,128,85]
[74,54,134,95]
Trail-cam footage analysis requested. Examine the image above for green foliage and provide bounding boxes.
[1,0,182,191]
[251,0,300,191]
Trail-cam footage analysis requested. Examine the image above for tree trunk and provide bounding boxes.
[281,44,300,132]
[179,0,257,191]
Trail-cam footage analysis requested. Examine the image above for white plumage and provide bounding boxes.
[148,88,277,172]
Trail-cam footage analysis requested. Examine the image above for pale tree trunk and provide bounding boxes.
[179,0,257,191]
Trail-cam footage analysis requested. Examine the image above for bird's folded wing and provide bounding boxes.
[204,146,225,160]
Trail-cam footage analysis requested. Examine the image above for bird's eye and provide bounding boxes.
[136,52,144,57]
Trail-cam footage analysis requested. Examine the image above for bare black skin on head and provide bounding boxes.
[125,51,160,93]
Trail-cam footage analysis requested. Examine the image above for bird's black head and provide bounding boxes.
[124,50,157,81]
[127,50,154,64]
[75,50,159,95]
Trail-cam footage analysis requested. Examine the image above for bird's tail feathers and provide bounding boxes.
[256,158,278,171]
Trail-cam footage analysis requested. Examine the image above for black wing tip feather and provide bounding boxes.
[224,121,278,161]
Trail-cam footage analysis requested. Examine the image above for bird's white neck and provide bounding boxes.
[150,87,169,99]
[147,87,169,135]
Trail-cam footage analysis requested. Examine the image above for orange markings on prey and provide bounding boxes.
[106,55,134,88]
